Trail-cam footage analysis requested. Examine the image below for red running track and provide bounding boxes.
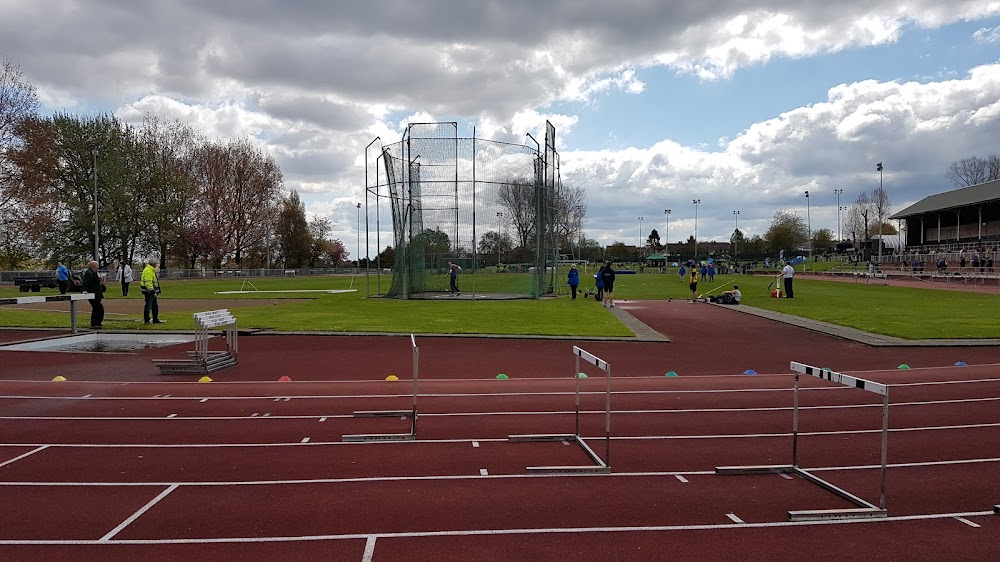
[0,301,998,559]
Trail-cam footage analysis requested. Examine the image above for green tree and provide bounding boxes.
[275,190,310,267]
[765,211,808,256]
[811,228,836,254]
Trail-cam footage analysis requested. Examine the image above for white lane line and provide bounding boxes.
[301,438,310,443]
[199,399,208,403]
[273,398,281,402]
[472,441,479,448]
[1,510,987,546]
[83,394,92,398]
[674,475,688,483]
[362,536,377,562]
[562,440,570,445]
[0,446,48,468]
[954,517,980,528]
[479,469,488,476]
[284,398,291,402]
[726,513,744,524]
[263,413,270,417]
[779,473,794,480]
[319,417,327,422]
[100,484,178,542]
[167,414,177,418]
[163,395,171,398]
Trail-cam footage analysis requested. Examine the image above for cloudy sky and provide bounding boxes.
[3,0,1000,255]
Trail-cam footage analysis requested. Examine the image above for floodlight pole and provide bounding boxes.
[733,210,740,260]
[637,216,643,257]
[664,209,671,261]
[693,199,700,259]
[496,211,503,266]
[805,191,811,269]
[92,148,100,264]
[877,162,884,266]
[834,188,843,242]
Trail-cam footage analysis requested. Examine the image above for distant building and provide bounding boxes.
[891,178,1000,250]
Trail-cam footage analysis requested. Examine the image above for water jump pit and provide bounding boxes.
[0,333,203,354]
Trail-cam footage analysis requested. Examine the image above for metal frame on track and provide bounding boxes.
[716,362,890,521]
[508,346,612,474]
[343,334,419,442]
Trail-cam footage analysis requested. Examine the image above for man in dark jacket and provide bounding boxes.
[81,260,106,329]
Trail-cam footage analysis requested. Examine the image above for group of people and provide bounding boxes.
[56,259,164,329]
[566,262,618,308]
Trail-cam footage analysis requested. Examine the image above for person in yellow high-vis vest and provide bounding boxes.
[140,259,164,324]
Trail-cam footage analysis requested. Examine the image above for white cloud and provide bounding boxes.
[972,25,1000,44]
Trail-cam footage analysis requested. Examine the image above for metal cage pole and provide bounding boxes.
[472,128,477,300]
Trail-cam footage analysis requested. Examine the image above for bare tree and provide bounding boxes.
[947,155,1000,187]
[0,59,38,193]
[552,183,586,254]
[191,138,282,267]
[498,179,536,252]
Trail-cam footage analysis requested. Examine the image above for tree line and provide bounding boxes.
[0,58,345,271]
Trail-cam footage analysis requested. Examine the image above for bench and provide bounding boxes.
[152,309,238,375]
[0,293,96,333]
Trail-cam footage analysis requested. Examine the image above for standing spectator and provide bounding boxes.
[960,254,966,269]
[141,259,164,324]
[55,261,69,295]
[447,261,462,295]
[678,264,686,282]
[688,270,699,301]
[601,261,616,308]
[780,261,795,298]
[120,262,133,297]
[987,256,994,273]
[594,271,604,302]
[708,263,716,282]
[567,265,580,300]
[81,260,105,329]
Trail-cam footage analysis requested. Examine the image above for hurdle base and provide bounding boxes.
[353,410,415,419]
[716,464,794,475]
[716,465,885,520]
[788,507,887,522]
[343,410,417,442]
[509,434,610,474]
[342,433,415,442]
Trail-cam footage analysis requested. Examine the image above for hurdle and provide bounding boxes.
[717,362,889,521]
[342,334,419,442]
[152,309,238,375]
[0,293,96,333]
[508,345,612,474]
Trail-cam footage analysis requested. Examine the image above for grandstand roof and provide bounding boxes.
[891,178,1000,219]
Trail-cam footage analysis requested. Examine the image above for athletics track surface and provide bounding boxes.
[0,300,997,560]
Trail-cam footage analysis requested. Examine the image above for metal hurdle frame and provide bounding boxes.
[343,334,419,442]
[508,346,612,474]
[717,362,890,521]
[0,293,95,333]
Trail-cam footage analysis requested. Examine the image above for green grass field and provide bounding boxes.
[1,268,995,339]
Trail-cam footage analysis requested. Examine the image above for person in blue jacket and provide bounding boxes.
[567,265,580,300]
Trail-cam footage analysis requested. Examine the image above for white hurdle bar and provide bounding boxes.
[343,334,419,442]
[716,362,890,521]
[508,345,612,474]
[0,293,95,333]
